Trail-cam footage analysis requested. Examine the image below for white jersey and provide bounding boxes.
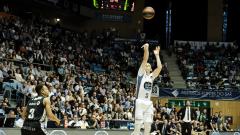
[136,71,154,100]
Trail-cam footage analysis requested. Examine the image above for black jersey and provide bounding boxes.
[26,96,46,122]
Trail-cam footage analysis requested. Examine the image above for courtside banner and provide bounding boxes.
[158,88,240,100]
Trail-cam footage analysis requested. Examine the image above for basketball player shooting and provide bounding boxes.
[133,43,162,135]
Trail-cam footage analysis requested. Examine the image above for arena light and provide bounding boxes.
[56,18,60,22]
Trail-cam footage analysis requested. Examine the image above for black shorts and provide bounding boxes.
[21,120,48,135]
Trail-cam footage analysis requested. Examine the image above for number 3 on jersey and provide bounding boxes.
[28,108,35,119]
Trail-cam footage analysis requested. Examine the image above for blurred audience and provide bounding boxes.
[175,41,240,90]
[0,13,237,134]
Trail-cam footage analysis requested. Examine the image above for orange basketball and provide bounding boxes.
[142,6,155,20]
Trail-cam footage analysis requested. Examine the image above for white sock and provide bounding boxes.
[144,122,152,135]
[133,120,142,135]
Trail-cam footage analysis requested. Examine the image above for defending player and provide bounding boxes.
[21,84,61,135]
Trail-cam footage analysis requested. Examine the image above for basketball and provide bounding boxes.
[142,6,155,20]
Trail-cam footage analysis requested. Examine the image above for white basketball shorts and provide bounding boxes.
[134,99,153,123]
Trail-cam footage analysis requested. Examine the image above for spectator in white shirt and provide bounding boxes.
[60,93,66,103]
[78,103,87,117]
[15,68,25,83]
[27,70,35,81]
[16,52,22,61]
[15,118,24,128]
[68,115,81,128]
[34,66,43,78]
[79,115,89,129]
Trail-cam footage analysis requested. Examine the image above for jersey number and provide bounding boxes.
[144,82,152,91]
[28,108,35,119]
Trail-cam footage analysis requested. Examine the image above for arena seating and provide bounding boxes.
[174,40,240,90]
[0,12,239,134]
[0,13,172,131]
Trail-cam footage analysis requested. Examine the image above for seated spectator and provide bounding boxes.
[123,108,133,120]
[15,68,25,83]
[2,98,11,107]
[176,123,182,135]
[3,70,15,82]
[78,102,87,117]
[150,118,161,135]
[88,114,98,129]
[4,110,16,128]
[7,110,16,118]
[210,112,219,131]
[79,115,89,129]
[99,115,106,129]
[160,119,168,135]
[198,109,209,125]
[27,70,35,81]
[61,114,69,128]
[68,115,81,128]
[192,123,206,135]
[222,120,232,131]
[14,117,24,128]
[167,118,178,135]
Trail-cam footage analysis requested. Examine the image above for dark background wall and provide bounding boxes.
[142,0,208,46]
[142,0,168,46]
[170,0,208,41]
[227,0,240,43]
[1,0,240,44]
[142,0,240,44]
[207,0,223,41]
[3,0,145,38]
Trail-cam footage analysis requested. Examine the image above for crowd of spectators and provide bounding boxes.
[150,103,233,135]
[0,10,236,134]
[0,96,235,134]
[0,13,173,130]
[175,41,240,90]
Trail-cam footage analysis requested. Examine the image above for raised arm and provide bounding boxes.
[152,46,162,79]
[43,97,60,125]
[138,43,149,75]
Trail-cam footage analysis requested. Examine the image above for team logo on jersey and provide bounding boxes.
[144,82,152,91]
[37,101,40,106]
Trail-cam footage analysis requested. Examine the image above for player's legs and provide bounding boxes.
[37,128,48,135]
[21,129,47,135]
[143,117,153,135]
[133,99,144,135]
[21,121,48,135]
[133,119,143,135]
[143,101,154,135]
[21,128,31,135]
[21,120,32,135]
[39,123,49,135]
